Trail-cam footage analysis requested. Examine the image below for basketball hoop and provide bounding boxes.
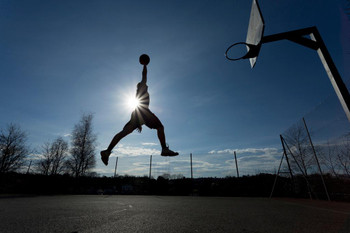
[225,0,264,67]
[225,42,261,61]
[224,0,350,122]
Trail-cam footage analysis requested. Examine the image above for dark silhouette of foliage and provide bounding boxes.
[66,114,97,177]
[1,172,349,201]
[37,137,69,175]
[0,124,29,173]
[283,122,314,176]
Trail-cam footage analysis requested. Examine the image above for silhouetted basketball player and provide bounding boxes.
[101,54,178,166]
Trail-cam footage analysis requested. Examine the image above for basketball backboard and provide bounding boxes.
[246,0,265,68]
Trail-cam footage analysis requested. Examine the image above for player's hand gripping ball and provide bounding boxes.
[139,54,150,65]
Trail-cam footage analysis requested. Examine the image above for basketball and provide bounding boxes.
[139,54,150,65]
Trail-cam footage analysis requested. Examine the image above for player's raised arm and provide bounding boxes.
[139,54,150,85]
[141,65,147,84]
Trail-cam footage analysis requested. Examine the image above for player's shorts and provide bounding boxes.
[123,107,163,130]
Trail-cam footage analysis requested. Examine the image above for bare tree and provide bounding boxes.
[318,142,340,178]
[37,137,68,175]
[315,133,350,178]
[51,137,69,175]
[337,134,350,176]
[38,142,52,175]
[283,121,314,176]
[66,114,97,177]
[0,124,29,173]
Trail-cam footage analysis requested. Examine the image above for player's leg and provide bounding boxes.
[101,122,135,166]
[143,109,178,156]
[108,123,134,151]
[156,125,166,149]
[156,125,178,156]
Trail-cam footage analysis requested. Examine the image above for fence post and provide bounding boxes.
[190,153,193,179]
[302,118,330,201]
[234,151,239,177]
[282,135,313,200]
[149,155,152,179]
[114,157,118,177]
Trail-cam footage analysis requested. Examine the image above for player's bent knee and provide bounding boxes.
[157,125,164,131]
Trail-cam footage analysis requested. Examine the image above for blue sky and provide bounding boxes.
[1,0,350,177]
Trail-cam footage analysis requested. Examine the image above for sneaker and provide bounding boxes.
[161,146,179,156]
[101,150,111,166]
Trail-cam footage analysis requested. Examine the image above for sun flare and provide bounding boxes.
[126,96,140,111]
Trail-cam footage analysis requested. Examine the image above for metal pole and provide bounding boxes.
[270,147,285,198]
[310,28,350,122]
[114,157,118,177]
[283,143,294,181]
[282,136,313,200]
[190,153,193,179]
[234,151,239,177]
[26,160,32,174]
[261,26,350,122]
[281,135,295,195]
[302,118,331,201]
[149,155,152,179]
[270,135,295,198]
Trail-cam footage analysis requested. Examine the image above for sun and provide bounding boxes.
[119,84,141,112]
[126,95,140,111]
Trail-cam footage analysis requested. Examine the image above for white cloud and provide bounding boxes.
[27,153,45,160]
[207,147,282,176]
[152,161,171,167]
[124,166,148,174]
[113,145,161,157]
[141,142,158,146]
[96,146,284,177]
[209,147,279,155]
[93,167,115,175]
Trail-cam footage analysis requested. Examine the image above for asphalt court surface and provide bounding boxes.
[0,195,349,233]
